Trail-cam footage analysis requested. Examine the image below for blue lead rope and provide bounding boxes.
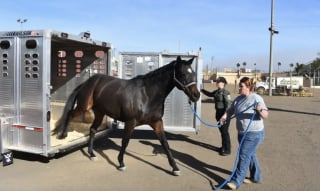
[189,104,222,128]
[189,101,258,190]
[189,102,257,128]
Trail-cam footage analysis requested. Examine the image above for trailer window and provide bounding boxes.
[25,73,31,78]
[0,40,11,49]
[93,59,105,74]
[25,66,31,71]
[25,59,31,65]
[32,59,39,65]
[57,59,67,77]
[32,66,39,72]
[75,59,81,77]
[32,73,39,78]
[95,50,105,58]
[32,53,39,58]
[25,39,37,49]
[25,53,31,58]
[74,50,83,58]
[58,51,66,58]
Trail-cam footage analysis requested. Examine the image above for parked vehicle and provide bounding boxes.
[255,76,304,95]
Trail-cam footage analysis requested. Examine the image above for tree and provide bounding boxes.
[242,62,247,71]
[310,57,320,71]
[236,63,241,78]
[295,62,305,76]
[236,63,240,70]
[277,62,281,73]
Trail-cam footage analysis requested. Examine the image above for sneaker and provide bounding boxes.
[243,178,253,184]
[226,182,237,190]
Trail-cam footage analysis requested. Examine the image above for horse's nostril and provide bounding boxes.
[192,92,200,101]
[195,91,200,98]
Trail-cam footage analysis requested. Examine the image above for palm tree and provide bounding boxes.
[236,63,240,71]
[277,62,281,73]
[295,62,305,76]
[242,62,247,72]
[236,63,241,78]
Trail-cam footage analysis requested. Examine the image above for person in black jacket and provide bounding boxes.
[201,77,231,156]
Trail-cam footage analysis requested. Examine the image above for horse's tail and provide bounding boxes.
[52,84,82,138]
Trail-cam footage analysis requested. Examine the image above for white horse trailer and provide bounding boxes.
[0,29,113,164]
[116,51,203,132]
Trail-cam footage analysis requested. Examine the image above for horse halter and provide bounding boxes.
[173,64,197,91]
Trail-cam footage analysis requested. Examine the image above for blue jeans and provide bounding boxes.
[230,130,265,188]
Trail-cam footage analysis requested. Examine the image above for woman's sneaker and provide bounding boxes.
[226,182,237,190]
[243,178,253,184]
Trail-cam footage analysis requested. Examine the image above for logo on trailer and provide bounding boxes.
[5,31,39,37]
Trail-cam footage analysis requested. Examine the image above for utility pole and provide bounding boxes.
[268,0,279,96]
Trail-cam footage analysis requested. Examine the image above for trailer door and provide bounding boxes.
[119,52,202,132]
[161,55,200,132]
[0,34,46,154]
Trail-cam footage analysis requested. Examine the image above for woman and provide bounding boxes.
[219,77,268,190]
[201,77,231,156]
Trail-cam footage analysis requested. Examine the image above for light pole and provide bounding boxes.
[254,63,257,80]
[268,0,279,96]
[17,18,27,31]
[290,63,294,95]
[211,56,214,73]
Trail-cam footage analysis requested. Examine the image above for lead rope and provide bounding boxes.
[189,101,258,190]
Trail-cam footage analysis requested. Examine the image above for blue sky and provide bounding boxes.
[1,0,319,72]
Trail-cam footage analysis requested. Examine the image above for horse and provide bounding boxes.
[52,56,200,176]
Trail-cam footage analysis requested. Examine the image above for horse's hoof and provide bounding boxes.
[57,133,68,139]
[90,156,98,161]
[173,170,181,176]
[118,166,127,171]
[56,134,67,140]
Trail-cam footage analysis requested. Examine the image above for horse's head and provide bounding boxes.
[173,56,200,102]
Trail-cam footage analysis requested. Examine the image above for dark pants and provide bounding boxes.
[216,109,231,152]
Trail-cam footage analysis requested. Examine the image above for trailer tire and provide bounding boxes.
[256,87,265,95]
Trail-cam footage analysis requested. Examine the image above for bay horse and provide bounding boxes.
[53,56,200,175]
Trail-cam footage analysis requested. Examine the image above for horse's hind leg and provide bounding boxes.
[151,120,180,176]
[118,121,135,171]
[87,111,104,160]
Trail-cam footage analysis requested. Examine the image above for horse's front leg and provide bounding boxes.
[118,121,135,171]
[151,120,180,176]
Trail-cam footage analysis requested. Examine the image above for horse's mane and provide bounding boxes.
[133,60,175,80]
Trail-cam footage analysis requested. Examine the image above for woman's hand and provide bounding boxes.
[256,104,263,112]
[256,104,269,119]
[219,113,227,124]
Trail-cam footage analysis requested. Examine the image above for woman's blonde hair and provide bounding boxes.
[239,77,255,92]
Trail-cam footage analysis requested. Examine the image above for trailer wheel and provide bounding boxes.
[256,87,265,95]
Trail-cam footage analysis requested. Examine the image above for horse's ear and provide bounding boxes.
[187,57,195,65]
[177,56,182,62]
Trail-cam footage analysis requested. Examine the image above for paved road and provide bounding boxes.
[1,86,319,191]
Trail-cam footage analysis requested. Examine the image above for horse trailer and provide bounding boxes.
[0,29,113,164]
[115,51,203,132]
